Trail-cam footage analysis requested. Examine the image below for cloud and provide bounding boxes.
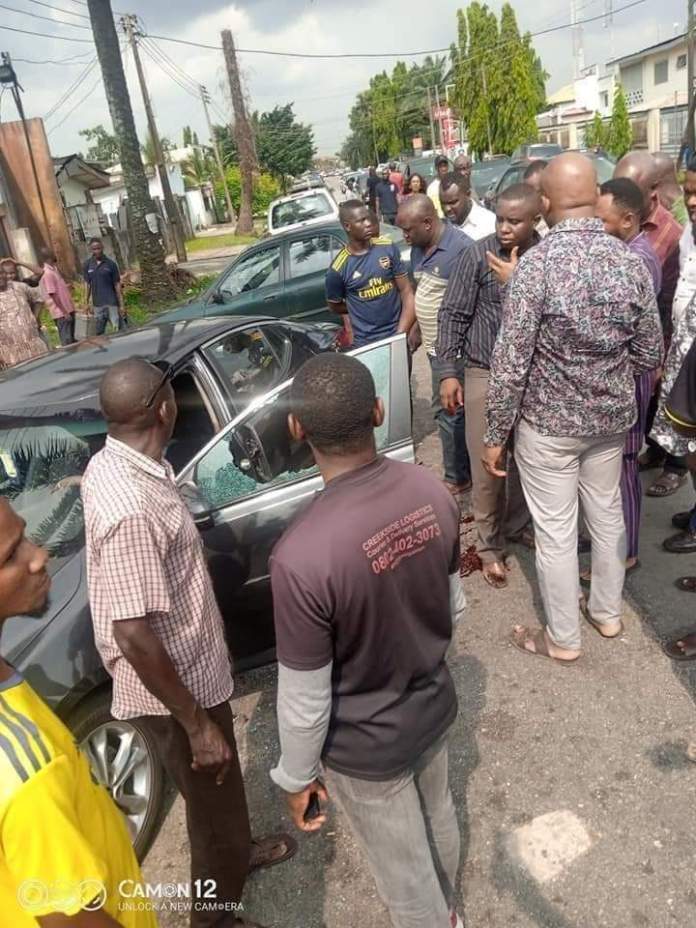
[5,0,685,159]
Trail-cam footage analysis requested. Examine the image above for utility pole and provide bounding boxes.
[481,65,493,155]
[122,14,187,262]
[221,29,256,235]
[434,84,443,151]
[0,54,51,247]
[426,85,436,151]
[686,0,696,159]
[200,85,236,224]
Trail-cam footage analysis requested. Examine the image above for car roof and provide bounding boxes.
[271,188,333,206]
[254,218,344,244]
[0,315,273,412]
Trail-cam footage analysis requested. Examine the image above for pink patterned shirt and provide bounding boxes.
[39,263,75,319]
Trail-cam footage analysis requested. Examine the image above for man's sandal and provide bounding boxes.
[510,625,580,664]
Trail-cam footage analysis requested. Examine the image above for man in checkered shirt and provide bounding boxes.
[82,358,295,928]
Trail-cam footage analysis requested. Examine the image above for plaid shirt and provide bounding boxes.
[81,437,233,720]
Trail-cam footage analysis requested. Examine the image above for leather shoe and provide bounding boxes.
[664,530,696,554]
[672,510,694,531]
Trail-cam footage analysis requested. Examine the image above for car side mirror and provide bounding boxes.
[211,290,224,305]
[179,481,214,530]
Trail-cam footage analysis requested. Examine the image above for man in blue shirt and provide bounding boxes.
[375,168,400,225]
[83,237,127,335]
[326,200,415,348]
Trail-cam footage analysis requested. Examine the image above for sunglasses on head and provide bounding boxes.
[143,360,174,408]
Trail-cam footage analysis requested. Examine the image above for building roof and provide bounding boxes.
[547,82,576,105]
[607,31,686,67]
[53,154,111,189]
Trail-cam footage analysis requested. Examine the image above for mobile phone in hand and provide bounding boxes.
[304,791,321,822]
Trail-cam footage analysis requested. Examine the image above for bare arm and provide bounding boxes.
[114,280,125,315]
[16,260,43,278]
[395,274,416,334]
[113,617,232,783]
[39,909,124,928]
[327,299,348,316]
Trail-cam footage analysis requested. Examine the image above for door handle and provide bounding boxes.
[263,294,277,302]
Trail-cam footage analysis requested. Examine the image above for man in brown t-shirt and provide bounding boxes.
[269,352,466,928]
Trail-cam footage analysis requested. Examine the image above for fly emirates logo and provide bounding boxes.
[358,276,394,300]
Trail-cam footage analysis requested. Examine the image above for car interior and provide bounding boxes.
[166,370,218,474]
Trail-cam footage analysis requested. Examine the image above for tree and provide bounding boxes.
[86,0,175,303]
[584,111,609,150]
[78,124,119,165]
[607,84,632,159]
[213,165,281,215]
[254,104,315,190]
[182,125,201,148]
[212,123,238,167]
[182,148,214,190]
[141,133,173,167]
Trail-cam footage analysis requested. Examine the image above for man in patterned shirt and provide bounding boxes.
[82,358,294,928]
[484,153,662,664]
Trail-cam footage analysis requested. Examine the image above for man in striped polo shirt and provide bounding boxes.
[397,194,473,497]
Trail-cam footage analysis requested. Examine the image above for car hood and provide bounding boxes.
[155,298,208,324]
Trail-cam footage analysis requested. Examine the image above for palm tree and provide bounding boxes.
[182,148,214,189]
[86,0,176,303]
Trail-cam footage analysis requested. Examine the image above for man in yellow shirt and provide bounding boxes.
[0,497,156,928]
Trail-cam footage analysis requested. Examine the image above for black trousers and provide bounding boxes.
[139,702,252,928]
[56,314,76,346]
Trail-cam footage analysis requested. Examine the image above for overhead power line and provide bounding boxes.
[0,1,91,29]
[44,55,97,120]
[0,22,93,41]
[24,0,90,18]
[15,50,94,64]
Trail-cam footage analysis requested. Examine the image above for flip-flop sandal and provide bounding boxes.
[675,576,696,593]
[483,564,508,589]
[510,625,580,664]
[249,832,298,874]
[662,635,696,661]
[646,472,687,498]
[579,596,624,638]
[580,560,640,585]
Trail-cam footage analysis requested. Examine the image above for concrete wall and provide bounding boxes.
[59,174,87,209]
[0,118,76,276]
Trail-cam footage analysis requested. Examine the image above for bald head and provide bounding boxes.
[100,358,176,445]
[396,193,440,248]
[541,153,598,225]
[652,151,683,212]
[613,152,658,218]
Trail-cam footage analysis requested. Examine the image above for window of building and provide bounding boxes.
[654,59,669,85]
[677,53,687,70]
[600,91,609,109]
[631,116,649,148]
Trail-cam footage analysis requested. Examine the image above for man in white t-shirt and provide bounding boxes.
[426,156,450,218]
[671,163,696,331]
[439,172,496,241]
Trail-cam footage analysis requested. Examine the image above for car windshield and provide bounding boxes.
[592,155,615,184]
[471,160,510,194]
[0,411,108,561]
[272,194,332,229]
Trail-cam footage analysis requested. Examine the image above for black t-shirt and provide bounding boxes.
[270,456,460,780]
[375,180,399,216]
[83,255,120,307]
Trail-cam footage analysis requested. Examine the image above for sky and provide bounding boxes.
[1,0,685,159]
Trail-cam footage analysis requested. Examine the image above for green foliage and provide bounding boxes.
[214,165,281,216]
[607,84,632,159]
[78,124,120,165]
[451,2,546,158]
[182,148,215,190]
[584,111,609,150]
[141,134,174,167]
[182,125,200,148]
[253,104,315,189]
[212,124,239,168]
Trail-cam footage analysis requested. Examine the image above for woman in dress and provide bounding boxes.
[0,267,49,370]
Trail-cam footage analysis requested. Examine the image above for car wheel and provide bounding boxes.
[68,690,167,860]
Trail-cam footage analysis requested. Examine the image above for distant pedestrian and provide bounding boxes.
[615,152,684,497]
[397,194,473,496]
[82,358,296,928]
[0,266,48,370]
[653,151,688,227]
[0,498,157,928]
[39,247,76,346]
[326,200,415,348]
[522,160,550,236]
[83,237,127,335]
[595,177,662,577]
[389,160,404,194]
[485,153,662,662]
[366,166,379,212]
[439,172,496,241]
[427,155,450,218]
[402,173,427,199]
[270,352,466,928]
[453,153,472,184]
[437,184,540,588]
[376,167,400,224]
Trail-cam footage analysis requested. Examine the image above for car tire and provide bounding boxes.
[68,689,167,861]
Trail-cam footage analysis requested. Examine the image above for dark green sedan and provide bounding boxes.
[157,219,410,325]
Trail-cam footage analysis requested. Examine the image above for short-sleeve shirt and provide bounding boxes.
[40,263,75,319]
[375,180,399,216]
[0,674,155,928]
[270,456,461,780]
[81,436,233,720]
[326,237,406,347]
[411,223,473,354]
[83,255,120,308]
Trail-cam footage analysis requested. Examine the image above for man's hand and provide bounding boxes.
[486,246,518,285]
[188,713,233,785]
[407,322,422,353]
[440,377,463,415]
[285,779,329,833]
[482,445,507,478]
[118,305,127,318]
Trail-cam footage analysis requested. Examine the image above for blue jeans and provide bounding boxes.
[429,354,470,485]
[95,304,128,335]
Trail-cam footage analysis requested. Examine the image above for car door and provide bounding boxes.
[286,231,345,323]
[177,334,412,669]
[206,242,285,318]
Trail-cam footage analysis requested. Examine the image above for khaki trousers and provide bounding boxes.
[464,367,530,564]
[514,418,627,651]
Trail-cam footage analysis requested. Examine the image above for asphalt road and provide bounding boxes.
[144,349,696,928]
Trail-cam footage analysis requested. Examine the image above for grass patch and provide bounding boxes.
[185,232,257,253]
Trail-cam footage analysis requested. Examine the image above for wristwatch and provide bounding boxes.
[688,440,696,453]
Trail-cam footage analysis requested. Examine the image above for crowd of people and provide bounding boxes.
[4,145,696,928]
